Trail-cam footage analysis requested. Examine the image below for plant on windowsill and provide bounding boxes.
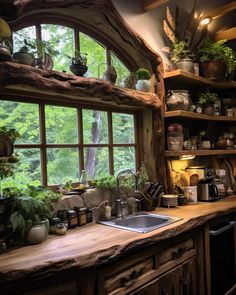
[197,38,236,80]
[135,68,151,92]
[69,49,88,77]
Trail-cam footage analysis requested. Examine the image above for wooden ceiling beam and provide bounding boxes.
[207,1,236,20]
[213,27,236,41]
[142,0,169,11]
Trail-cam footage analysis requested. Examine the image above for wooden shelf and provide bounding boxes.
[165,149,236,157]
[163,70,236,89]
[164,110,236,121]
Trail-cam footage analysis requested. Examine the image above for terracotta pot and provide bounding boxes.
[70,64,88,76]
[200,60,227,80]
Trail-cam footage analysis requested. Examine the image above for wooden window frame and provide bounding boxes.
[1,96,141,186]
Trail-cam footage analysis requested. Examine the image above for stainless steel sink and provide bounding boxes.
[98,212,182,233]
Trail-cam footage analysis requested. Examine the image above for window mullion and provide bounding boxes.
[78,108,84,173]
[108,111,114,175]
[39,103,47,186]
[75,28,80,51]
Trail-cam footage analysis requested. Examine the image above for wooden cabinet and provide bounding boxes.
[130,256,198,295]
[97,231,200,295]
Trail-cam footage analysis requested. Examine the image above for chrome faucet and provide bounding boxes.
[116,168,139,218]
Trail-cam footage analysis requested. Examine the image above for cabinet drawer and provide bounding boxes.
[98,254,156,295]
[157,237,196,274]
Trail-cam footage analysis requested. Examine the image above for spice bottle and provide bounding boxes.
[86,208,93,223]
[76,207,87,226]
[67,209,78,229]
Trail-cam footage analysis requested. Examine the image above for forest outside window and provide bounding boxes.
[0,99,138,187]
[12,23,130,85]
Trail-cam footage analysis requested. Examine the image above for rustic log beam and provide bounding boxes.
[213,27,236,41]
[206,1,236,20]
[142,0,169,11]
[0,62,161,109]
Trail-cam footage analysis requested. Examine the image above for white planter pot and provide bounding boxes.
[135,80,150,92]
[26,219,49,245]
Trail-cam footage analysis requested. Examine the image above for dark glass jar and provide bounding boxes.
[49,217,61,234]
[75,207,87,226]
[67,209,78,229]
[86,208,93,223]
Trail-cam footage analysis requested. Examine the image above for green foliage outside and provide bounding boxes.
[2,24,135,187]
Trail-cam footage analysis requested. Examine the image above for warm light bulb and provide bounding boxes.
[199,16,212,26]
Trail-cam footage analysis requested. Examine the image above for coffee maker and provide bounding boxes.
[197,177,219,201]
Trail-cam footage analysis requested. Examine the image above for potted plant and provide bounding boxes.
[69,50,88,76]
[12,38,36,66]
[0,18,12,61]
[197,38,236,80]
[135,68,151,92]
[171,41,194,73]
[197,91,219,115]
[3,185,59,245]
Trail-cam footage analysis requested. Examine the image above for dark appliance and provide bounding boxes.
[197,177,219,201]
[209,217,236,295]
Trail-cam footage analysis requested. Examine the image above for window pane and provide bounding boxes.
[112,113,135,143]
[114,147,136,174]
[111,52,130,86]
[45,105,78,144]
[47,148,79,184]
[13,26,36,53]
[2,148,41,189]
[83,110,108,144]
[80,32,106,78]
[41,24,74,72]
[0,100,40,144]
[84,147,109,179]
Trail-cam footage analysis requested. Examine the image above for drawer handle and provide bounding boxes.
[171,247,187,260]
[120,269,144,287]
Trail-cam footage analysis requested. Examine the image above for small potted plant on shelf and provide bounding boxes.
[197,91,220,115]
[135,68,151,92]
[171,41,194,73]
[69,49,88,76]
[0,18,12,61]
[197,38,236,80]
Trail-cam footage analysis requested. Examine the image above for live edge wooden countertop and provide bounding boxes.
[0,196,236,283]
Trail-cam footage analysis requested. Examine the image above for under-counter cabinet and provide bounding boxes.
[97,230,201,295]
[130,256,197,295]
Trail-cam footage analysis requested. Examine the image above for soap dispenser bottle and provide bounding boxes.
[105,201,111,220]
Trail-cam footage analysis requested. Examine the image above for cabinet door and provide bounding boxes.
[130,265,182,295]
[180,256,198,295]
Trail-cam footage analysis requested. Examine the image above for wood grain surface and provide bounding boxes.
[0,196,235,283]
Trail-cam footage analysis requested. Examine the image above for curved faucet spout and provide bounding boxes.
[116,168,139,218]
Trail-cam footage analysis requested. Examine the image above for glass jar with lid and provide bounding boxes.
[166,90,191,111]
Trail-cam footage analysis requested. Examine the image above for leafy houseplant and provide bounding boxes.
[3,185,59,244]
[197,91,219,115]
[135,68,151,92]
[171,41,194,73]
[70,50,88,76]
[197,38,236,80]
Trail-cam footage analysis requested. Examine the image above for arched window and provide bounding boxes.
[12,21,130,85]
[0,20,139,187]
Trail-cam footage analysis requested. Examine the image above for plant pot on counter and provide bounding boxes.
[200,60,227,80]
[26,219,49,245]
